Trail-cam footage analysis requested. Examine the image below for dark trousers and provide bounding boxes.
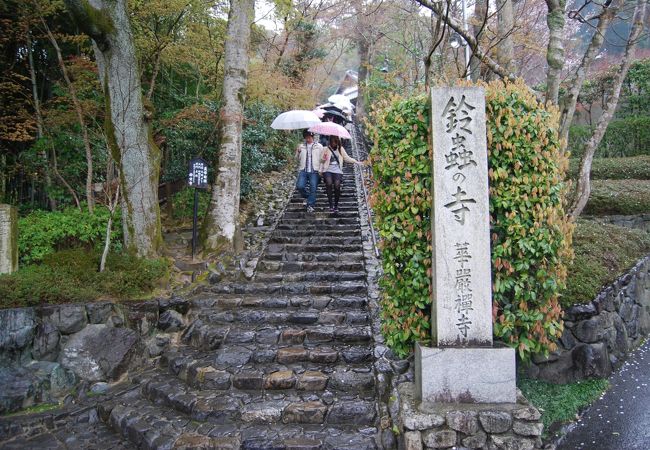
[296,170,320,207]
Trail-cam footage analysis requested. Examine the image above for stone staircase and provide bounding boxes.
[0,166,380,450]
[96,167,379,449]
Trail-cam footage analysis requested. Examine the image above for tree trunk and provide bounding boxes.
[202,0,254,253]
[27,28,56,211]
[40,17,95,213]
[64,0,162,257]
[470,0,488,81]
[496,0,515,73]
[544,0,566,105]
[569,0,647,219]
[559,0,622,146]
[354,0,369,122]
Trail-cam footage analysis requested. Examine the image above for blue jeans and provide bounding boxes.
[296,170,320,207]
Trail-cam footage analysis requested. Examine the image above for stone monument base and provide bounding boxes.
[415,342,516,404]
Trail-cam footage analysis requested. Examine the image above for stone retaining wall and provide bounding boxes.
[528,255,650,383]
[391,382,544,450]
[0,297,189,414]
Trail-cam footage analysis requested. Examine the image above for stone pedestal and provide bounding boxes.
[0,204,18,274]
[416,343,516,403]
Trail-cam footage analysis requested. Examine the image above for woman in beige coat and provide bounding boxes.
[319,135,366,213]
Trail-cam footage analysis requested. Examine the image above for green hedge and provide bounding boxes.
[18,206,122,265]
[563,220,650,307]
[569,116,650,159]
[367,80,573,360]
[0,249,169,308]
[583,179,650,215]
[567,155,650,180]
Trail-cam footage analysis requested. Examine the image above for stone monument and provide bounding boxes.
[0,204,18,274]
[415,87,516,404]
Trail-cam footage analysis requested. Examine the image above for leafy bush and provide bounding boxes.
[367,80,573,360]
[563,220,650,307]
[0,249,169,308]
[487,81,573,359]
[583,179,650,215]
[18,206,122,265]
[569,116,650,159]
[567,155,650,180]
[0,249,168,308]
[367,95,432,356]
[171,187,211,220]
[160,100,297,198]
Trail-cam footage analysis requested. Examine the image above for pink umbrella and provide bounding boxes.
[308,121,351,139]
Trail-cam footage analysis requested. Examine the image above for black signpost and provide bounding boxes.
[188,157,208,259]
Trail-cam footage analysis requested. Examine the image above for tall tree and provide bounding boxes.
[64,0,162,257]
[496,0,515,72]
[569,0,647,218]
[544,0,566,104]
[203,0,254,253]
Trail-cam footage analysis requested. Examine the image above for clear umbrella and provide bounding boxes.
[270,110,321,130]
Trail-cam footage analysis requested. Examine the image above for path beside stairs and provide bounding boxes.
[0,162,381,450]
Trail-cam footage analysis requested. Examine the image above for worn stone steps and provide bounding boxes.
[266,243,363,253]
[268,236,362,245]
[159,344,374,389]
[253,271,365,283]
[189,294,368,311]
[135,371,377,428]
[102,391,378,450]
[207,280,367,296]
[152,354,376,395]
[178,320,373,351]
[187,307,369,329]
[279,217,360,226]
[257,260,365,273]
[262,251,364,263]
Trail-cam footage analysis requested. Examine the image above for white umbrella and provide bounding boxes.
[328,94,353,105]
[308,122,352,139]
[271,110,321,130]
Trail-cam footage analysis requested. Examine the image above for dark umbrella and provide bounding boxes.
[323,110,351,124]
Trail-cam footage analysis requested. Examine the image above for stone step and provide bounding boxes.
[254,270,365,283]
[189,294,368,312]
[274,225,362,234]
[136,371,377,427]
[271,229,363,238]
[279,217,360,226]
[159,344,374,388]
[257,260,365,273]
[265,243,363,254]
[263,251,364,263]
[153,354,376,394]
[178,321,373,351]
[286,201,358,210]
[268,236,362,245]
[282,211,359,219]
[103,391,378,449]
[207,280,367,296]
[189,307,370,328]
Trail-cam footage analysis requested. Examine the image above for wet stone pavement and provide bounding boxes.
[0,163,384,449]
[557,340,650,450]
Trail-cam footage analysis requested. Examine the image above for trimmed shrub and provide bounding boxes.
[18,206,122,265]
[563,220,650,307]
[367,80,573,360]
[567,155,650,180]
[583,179,650,215]
[569,116,650,159]
[0,249,169,308]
